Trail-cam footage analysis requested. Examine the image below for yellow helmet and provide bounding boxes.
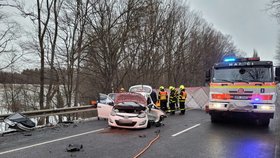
[159,86,164,90]
[169,86,174,90]
[179,85,185,90]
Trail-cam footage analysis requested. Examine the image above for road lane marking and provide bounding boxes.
[172,124,200,137]
[0,128,104,155]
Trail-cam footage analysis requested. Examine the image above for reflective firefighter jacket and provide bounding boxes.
[158,91,168,101]
[179,91,187,102]
[169,90,177,103]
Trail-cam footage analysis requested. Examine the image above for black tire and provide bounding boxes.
[110,126,116,129]
[147,121,151,128]
[211,115,219,123]
[259,119,270,127]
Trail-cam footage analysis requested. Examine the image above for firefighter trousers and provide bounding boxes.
[160,100,167,112]
[169,102,175,115]
[179,102,185,114]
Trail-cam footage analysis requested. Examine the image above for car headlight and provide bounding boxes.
[260,105,272,110]
[138,112,146,118]
[110,110,116,116]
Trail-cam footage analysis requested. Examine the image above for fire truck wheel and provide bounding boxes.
[211,115,219,123]
[260,119,270,127]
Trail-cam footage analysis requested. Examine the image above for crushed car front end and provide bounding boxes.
[108,103,149,129]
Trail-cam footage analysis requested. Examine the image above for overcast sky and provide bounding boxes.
[187,0,279,63]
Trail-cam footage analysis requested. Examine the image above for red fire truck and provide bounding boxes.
[206,57,280,127]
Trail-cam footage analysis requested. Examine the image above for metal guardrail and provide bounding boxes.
[0,105,97,122]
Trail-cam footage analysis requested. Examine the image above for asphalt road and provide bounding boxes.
[0,109,279,158]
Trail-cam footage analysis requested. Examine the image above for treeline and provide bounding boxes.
[2,0,236,112]
[0,69,40,84]
[0,69,63,84]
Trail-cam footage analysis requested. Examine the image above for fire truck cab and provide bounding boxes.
[206,57,280,127]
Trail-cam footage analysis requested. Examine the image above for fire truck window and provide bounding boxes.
[213,67,272,82]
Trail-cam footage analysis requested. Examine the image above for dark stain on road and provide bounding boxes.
[99,128,134,135]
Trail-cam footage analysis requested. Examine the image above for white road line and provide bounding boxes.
[172,124,200,137]
[0,128,104,155]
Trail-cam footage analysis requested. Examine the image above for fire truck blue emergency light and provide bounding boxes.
[224,58,236,62]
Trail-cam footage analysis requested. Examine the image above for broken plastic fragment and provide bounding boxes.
[66,144,83,152]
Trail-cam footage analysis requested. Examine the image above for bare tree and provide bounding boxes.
[54,0,90,107]
[2,0,238,116]
[267,0,280,65]
[275,38,280,66]
[267,0,280,20]
[0,8,22,70]
[82,0,237,96]
[35,0,53,112]
[85,0,147,93]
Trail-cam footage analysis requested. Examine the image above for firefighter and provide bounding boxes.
[151,89,158,104]
[174,87,179,110]
[169,86,177,115]
[158,86,168,112]
[120,87,125,93]
[178,85,187,115]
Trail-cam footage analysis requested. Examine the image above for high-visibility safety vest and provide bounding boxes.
[159,91,168,101]
[179,91,187,102]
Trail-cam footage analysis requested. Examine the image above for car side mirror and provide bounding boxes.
[276,67,280,82]
[97,93,101,103]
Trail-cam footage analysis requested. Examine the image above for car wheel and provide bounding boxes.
[159,115,165,122]
[110,126,116,129]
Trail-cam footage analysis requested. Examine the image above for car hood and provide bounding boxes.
[114,92,147,106]
[129,85,152,95]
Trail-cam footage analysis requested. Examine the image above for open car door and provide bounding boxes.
[129,85,153,103]
[97,93,114,119]
[129,85,152,95]
[108,93,117,102]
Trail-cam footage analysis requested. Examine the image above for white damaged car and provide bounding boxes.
[108,92,166,129]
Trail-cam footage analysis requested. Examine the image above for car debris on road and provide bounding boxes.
[66,144,83,152]
[4,113,35,131]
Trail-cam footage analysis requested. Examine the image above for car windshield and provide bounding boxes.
[99,93,113,104]
[213,67,273,83]
[108,93,116,102]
